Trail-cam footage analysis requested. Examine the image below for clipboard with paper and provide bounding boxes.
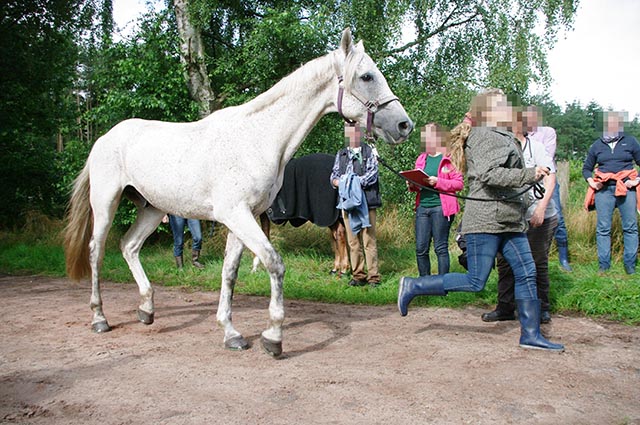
[399,169,431,187]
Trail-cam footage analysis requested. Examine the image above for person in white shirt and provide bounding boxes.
[525,107,572,272]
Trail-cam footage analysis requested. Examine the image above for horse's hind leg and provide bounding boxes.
[223,209,285,357]
[120,205,165,325]
[89,192,121,333]
[217,231,249,351]
[332,218,349,275]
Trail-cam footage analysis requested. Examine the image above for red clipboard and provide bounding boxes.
[399,169,430,186]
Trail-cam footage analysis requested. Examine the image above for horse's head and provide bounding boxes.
[334,28,413,145]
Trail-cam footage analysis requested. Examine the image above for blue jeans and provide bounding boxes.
[169,215,203,257]
[415,205,453,276]
[496,215,558,312]
[552,180,568,245]
[443,232,538,301]
[594,186,638,270]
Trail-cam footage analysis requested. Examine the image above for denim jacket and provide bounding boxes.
[337,172,370,234]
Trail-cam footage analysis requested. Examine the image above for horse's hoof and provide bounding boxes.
[224,336,249,351]
[92,321,111,333]
[261,336,283,357]
[137,309,154,325]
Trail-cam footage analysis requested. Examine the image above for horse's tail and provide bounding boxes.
[64,163,93,280]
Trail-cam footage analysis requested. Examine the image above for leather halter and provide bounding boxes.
[333,52,399,140]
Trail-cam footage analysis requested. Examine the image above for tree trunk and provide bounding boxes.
[173,0,217,118]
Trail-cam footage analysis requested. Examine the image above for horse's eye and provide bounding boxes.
[360,73,373,82]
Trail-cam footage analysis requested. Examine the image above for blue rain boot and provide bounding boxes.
[557,242,572,272]
[517,299,564,352]
[398,276,446,317]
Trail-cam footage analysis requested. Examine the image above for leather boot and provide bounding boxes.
[517,299,564,352]
[557,242,572,272]
[192,249,204,269]
[398,276,446,317]
[175,255,184,269]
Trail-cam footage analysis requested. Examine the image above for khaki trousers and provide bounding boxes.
[342,209,380,283]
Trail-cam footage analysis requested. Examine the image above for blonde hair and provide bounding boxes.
[448,88,505,173]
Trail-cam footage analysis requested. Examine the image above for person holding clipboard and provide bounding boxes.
[404,123,464,276]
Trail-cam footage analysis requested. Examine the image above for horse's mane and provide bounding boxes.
[244,52,336,116]
[243,47,366,116]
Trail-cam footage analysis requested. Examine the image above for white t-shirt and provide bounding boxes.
[523,136,557,220]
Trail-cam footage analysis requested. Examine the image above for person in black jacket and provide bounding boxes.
[330,123,381,287]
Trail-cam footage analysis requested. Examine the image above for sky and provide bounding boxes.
[540,0,640,119]
[112,0,640,119]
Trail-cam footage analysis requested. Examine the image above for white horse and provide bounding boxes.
[64,28,413,357]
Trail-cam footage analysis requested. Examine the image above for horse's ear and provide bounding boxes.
[354,40,365,53]
[340,28,353,56]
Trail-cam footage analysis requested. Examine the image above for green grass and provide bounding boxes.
[1,209,638,324]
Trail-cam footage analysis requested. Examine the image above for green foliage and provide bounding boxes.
[52,138,92,215]
[0,0,92,227]
[84,8,200,135]
[545,100,601,161]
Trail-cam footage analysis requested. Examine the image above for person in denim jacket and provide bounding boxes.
[331,123,381,287]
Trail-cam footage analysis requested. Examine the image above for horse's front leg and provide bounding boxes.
[217,231,249,350]
[224,209,285,357]
[251,213,271,273]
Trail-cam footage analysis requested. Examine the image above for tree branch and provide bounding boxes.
[384,8,480,57]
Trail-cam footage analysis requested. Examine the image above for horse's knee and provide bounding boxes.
[119,239,138,263]
[262,251,285,278]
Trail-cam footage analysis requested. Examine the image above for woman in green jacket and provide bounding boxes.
[398,89,564,352]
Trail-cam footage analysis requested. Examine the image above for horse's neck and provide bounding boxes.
[225,53,337,166]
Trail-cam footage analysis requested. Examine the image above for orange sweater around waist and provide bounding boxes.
[584,169,639,211]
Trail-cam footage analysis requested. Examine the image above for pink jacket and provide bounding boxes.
[409,153,464,218]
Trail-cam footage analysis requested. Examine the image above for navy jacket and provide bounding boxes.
[582,134,640,181]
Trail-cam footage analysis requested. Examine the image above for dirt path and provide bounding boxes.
[1,275,638,424]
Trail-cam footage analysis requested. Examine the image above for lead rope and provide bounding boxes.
[374,152,545,202]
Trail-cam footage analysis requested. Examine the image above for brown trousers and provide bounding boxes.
[342,209,380,283]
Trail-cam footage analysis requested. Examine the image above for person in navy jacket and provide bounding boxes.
[582,111,640,275]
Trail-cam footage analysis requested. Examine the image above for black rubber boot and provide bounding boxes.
[397,276,446,317]
[192,249,204,269]
[481,306,516,322]
[175,255,184,269]
[557,243,572,272]
[517,299,564,352]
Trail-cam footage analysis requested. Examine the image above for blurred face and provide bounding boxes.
[482,94,513,127]
[511,111,525,135]
[605,112,624,134]
[421,124,447,155]
[344,125,362,148]
[522,108,539,133]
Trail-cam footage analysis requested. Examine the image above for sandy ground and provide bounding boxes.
[0,275,639,425]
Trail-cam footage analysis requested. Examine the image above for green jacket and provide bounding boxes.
[461,127,537,234]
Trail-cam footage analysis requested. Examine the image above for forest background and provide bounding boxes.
[2,0,640,229]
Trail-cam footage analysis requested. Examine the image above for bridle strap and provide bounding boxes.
[336,79,356,125]
[333,52,399,139]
